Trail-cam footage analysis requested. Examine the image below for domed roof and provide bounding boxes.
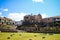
[38,14,41,16]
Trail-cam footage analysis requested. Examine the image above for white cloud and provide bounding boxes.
[41,13,48,18]
[0,12,4,17]
[7,13,26,21]
[32,0,44,3]
[7,12,48,21]
[3,8,8,11]
[0,12,2,15]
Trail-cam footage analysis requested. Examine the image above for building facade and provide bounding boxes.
[17,14,60,32]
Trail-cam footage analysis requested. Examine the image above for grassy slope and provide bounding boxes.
[0,32,60,40]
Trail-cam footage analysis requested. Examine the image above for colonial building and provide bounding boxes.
[0,14,60,32]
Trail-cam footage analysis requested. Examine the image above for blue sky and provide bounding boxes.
[0,0,60,21]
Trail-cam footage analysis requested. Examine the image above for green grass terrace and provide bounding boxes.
[0,32,60,40]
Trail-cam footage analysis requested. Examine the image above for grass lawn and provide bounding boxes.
[0,32,60,40]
